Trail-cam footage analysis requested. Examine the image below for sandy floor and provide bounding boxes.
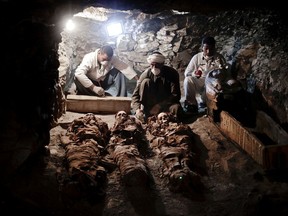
[2,111,288,216]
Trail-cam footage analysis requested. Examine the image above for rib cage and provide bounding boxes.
[60,113,110,200]
[108,111,149,186]
[146,112,202,192]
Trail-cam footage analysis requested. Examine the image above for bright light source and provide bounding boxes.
[65,19,75,31]
[106,22,123,37]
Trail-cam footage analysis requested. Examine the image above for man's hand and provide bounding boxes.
[134,75,139,80]
[92,86,105,97]
[135,109,145,122]
[194,70,202,78]
[150,103,162,115]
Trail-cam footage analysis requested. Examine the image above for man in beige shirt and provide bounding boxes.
[183,36,227,114]
[74,45,138,97]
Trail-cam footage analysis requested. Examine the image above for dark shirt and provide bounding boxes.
[131,65,181,114]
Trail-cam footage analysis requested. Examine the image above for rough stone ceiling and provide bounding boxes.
[1,0,285,30]
[2,0,285,12]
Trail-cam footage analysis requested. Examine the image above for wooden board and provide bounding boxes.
[66,95,132,114]
[219,111,288,170]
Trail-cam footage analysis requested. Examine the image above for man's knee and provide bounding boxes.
[109,68,121,76]
[184,76,197,92]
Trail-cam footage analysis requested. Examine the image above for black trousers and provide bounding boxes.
[75,68,128,97]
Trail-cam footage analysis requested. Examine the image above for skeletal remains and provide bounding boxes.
[147,112,202,192]
[59,113,110,200]
[59,111,202,201]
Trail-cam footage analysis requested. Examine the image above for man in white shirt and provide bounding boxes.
[74,45,138,97]
[183,36,227,114]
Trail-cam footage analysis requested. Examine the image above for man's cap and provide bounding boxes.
[202,36,216,46]
[147,52,165,64]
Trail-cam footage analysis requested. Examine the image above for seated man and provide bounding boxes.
[72,45,138,97]
[183,36,227,114]
[131,52,184,122]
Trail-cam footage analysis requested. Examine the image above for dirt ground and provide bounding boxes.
[2,111,288,216]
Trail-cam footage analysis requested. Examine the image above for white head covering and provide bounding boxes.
[147,53,165,64]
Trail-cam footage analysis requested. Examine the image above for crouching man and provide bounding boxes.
[131,52,184,122]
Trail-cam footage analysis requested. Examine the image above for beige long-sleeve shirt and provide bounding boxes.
[75,49,137,88]
[184,52,227,78]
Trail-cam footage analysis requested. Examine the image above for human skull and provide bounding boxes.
[115,110,128,121]
[157,112,169,124]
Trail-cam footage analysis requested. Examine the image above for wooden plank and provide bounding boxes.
[255,111,288,145]
[219,111,265,166]
[66,95,131,114]
[263,144,288,169]
[219,111,288,170]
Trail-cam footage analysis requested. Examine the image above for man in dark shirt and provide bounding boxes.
[131,52,184,122]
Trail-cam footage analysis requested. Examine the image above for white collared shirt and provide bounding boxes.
[184,52,226,78]
[75,48,137,88]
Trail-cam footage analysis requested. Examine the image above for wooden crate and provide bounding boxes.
[66,95,131,114]
[219,111,288,170]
